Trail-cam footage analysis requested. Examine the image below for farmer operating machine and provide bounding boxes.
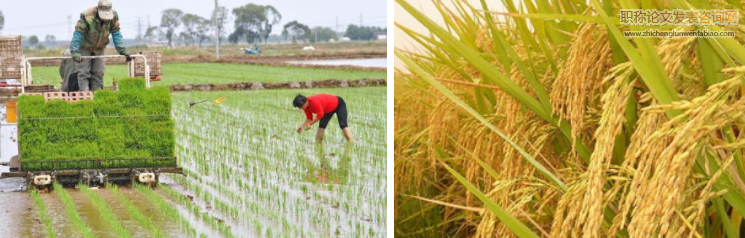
[0,35,180,190]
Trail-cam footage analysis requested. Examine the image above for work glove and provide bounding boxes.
[120,49,131,62]
[72,52,82,63]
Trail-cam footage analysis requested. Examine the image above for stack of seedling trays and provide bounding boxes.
[134,51,162,78]
[0,35,23,79]
[16,78,175,171]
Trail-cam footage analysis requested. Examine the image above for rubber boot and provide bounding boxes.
[315,128,325,143]
[342,127,354,143]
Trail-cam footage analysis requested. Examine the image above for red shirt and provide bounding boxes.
[304,94,339,120]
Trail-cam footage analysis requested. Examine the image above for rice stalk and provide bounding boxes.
[394,0,745,237]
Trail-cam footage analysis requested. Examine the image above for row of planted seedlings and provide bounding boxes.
[169,88,387,237]
[207,89,387,235]
[31,183,198,238]
[174,105,316,237]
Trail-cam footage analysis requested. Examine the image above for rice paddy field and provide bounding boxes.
[1,60,386,237]
[395,0,745,237]
[31,63,386,87]
[24,41,386,58]
[167,87,387,237]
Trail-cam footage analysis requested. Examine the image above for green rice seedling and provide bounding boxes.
[158,184,236,238]
[134,184,198,237]
[80,185,131,238]
[171,88,386,237]
[53,183,94,238]
[30,190,56,238]
[17,78,175,170]
[109,185,164,237]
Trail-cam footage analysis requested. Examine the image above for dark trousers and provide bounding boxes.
[319,97,348,129]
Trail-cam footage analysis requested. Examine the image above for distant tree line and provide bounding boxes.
[3,5,381,47]
[154,4,385,45]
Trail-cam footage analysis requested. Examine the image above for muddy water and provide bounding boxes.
[116,187,185,237]
[159,177,238,238]
[0,178,39,238]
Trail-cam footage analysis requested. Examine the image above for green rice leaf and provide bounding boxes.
[398,50,568,192]
[441,162,541,238]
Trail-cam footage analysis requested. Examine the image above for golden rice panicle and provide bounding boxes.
[579,75,636,238]
[627,79,743,236]
[550,23,613,145]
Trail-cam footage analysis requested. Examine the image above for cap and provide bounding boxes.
[98,0,114,20]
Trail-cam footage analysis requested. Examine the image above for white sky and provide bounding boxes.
[394,0,504,70]
[0,0,387,40]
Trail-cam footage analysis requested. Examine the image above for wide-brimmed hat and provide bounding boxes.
[98,0,114,20]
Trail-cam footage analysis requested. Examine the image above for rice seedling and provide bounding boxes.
[80,185,131,238]
[109,185,164,237]
[157,183,237,238]
[169,87,386,237]
[53,183,94,238]
[395,0,745,237]
[30,190,56,238]
[17,78,174,170]
[134,183,199,237]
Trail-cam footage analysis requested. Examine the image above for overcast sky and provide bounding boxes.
[0,0,387,41]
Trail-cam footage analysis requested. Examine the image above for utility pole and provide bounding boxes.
[68,15,72,40]
[146,15,151,43]
[215,0,220,60]
[360,13,363,26]
[137,17,142,43]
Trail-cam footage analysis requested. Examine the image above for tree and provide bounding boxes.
[282,21,311,44]
[182,13,208,46]
[28,35,39,46]
[260,6,281,44]
[195,17,212,46]
[144,26,159,42]
[231,4,281,44]
[0,11,4,34]
[310,27,338,43]
[228,27,246,44]
[44,35,56,45]
[177,32,191,45]
[345,24,383,41]
[160,9,184,46]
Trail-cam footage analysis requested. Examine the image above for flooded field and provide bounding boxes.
[170,87,387,237]
[0,87,386,238]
